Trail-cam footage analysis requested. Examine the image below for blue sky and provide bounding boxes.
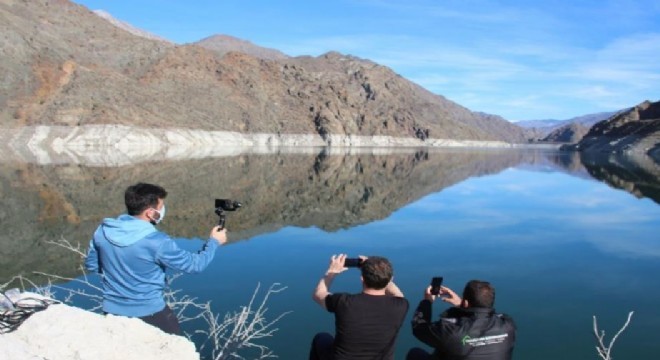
[73,0,659,121]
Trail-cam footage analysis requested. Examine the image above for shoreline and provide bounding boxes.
[0,125,559,166]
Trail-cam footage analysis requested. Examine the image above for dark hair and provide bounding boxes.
[360,256,393,290]
[125,183,168,215]
[462,280,495,308]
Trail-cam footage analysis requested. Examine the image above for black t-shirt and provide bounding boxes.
[326,293,409,360]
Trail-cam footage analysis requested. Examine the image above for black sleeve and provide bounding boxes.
[325,293,345,313]
[410,300,444,348]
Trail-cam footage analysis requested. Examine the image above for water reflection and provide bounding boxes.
[581,151,660,204]
[1,148,658,283]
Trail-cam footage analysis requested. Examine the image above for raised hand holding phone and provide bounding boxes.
[430,277,443,296]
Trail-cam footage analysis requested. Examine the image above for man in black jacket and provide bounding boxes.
[407,280,515,360]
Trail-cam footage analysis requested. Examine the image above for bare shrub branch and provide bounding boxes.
[593,311,634,360]
[46,237,87,259]
[195,282,292,360]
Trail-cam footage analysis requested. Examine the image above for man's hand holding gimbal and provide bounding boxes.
[210,227,227,245]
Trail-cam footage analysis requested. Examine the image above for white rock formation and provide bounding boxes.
[0,125,519,166]
[0,303,199,360]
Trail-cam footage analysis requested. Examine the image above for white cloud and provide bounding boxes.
[599,32,660,61]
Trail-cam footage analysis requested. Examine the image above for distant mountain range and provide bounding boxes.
[516,110,621,141]
[516,111,619,129]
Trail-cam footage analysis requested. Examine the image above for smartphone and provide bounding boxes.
[344,258,363,268]
[430,276,444,296]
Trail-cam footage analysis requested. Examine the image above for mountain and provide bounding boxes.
[0,0,527,143]
[573,100,660,163]
[195,34,289,61]
[515,119,564,129]
[569,111,622,127]
[541,122,590,143]
[517,111,619,141]
[471,112,529,145]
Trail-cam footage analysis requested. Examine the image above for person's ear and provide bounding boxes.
[145,207,158,221]
[462,299,470,308]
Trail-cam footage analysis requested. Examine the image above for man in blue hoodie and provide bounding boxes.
[85,182,227,335]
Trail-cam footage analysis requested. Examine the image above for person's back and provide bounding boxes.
[310,254,409,360]
[90,216,217,315]
[329,293,408,359]
[428,306,515,360]
[407,280,515,360]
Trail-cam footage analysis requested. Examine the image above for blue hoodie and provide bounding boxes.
[85,214,218,317]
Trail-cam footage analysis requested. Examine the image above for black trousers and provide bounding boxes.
[309,332,334,360]
[139,305,182,335]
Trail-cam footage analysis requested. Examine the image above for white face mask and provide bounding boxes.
[149,205,166,225]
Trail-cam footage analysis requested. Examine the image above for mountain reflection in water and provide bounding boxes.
[0,147,658,283]
[580,151,660,205]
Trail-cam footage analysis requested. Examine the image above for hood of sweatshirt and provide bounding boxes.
[100,214,158,247]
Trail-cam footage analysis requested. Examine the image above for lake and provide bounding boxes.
[1,147,659,359]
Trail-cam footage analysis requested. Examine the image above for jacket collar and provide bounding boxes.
[460,307,496,317]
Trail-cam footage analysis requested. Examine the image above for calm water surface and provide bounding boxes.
[1,148,659,359]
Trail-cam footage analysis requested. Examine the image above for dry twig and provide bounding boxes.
[195,282,291,360]
[593,311,634,360]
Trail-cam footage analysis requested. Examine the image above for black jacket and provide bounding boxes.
[411,300,516,360]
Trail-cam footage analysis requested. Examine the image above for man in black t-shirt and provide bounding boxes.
[310,254,409,360]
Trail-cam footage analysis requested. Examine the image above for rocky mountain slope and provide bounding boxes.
[574,100,660,162]
[541,122,590,143]
[0,0,527,143]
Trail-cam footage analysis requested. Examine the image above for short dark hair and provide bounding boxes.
[125,183,168,215]
[462,280,495,308]
[360,256,393,290]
